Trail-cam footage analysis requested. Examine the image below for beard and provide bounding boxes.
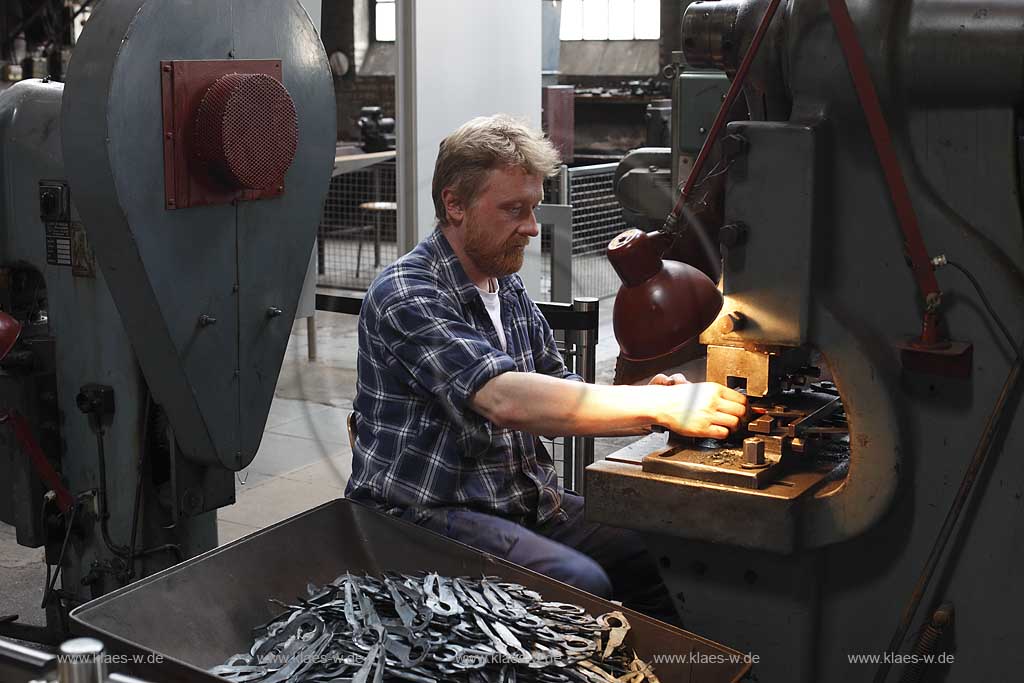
[463,217,529,278]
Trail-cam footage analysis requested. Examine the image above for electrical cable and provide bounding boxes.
[125,391,150,581]
[943,260,1019,358]
[40,493,52,605]
[40,502,77,610]
[94,427,129,558]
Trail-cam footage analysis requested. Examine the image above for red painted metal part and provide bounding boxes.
[665,0,784,230]
[826,0,941,305]
[607,229,724,361]
[1,410,74,513]
[161,59,295,210]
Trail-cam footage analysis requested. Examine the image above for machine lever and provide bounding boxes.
[0,410,74,513]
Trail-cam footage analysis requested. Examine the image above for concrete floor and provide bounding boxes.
[0,293,663,633]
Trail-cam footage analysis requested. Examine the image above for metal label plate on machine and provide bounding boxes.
[40,181,95,277]
[44,222,95,277]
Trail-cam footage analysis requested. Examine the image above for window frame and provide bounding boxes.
[372,0,396,43]
[559,0,661,42]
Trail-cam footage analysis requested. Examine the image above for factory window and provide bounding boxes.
[560,0,660,40]
[374,0,396,42]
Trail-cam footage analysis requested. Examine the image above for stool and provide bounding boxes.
[317,224,374,278]
[358,200,397,271]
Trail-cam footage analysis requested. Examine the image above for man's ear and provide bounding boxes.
[442,187,465,225]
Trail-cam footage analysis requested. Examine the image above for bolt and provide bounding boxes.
[742,437,767,467]
[699,126,707,134]
[162,64,171,72]
[719,311,746,334]
[165,131,173,140]
[198,314,217,327]
[267,307,283,318]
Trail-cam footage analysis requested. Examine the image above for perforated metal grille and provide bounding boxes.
[194,73,298,190]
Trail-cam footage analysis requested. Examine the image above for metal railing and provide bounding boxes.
[315,293,599,493]
[316,159,627,303]
[542,163,626,301]
[535,297,599,494]
[317,160,397,290]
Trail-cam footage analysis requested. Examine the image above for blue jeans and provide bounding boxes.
[411,493,679,625]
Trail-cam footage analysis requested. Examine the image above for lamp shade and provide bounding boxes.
[607,229,723,362]
[0,311,21,360]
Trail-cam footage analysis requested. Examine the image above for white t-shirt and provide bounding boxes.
[475,279,507,352]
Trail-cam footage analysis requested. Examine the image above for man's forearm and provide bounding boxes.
[470,371,664,437]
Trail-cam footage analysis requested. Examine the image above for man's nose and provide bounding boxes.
[522,210,540,237]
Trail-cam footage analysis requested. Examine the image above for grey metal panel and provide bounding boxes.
[235,0,337,463]
[61,0,335,470]
[535,203,572,303]
[700,121,817,348]
[675,71,730,156]
[647,536,822,683]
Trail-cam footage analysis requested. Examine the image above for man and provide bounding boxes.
[346,115,747,623]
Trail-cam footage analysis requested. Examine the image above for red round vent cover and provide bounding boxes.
[194,73,298,191]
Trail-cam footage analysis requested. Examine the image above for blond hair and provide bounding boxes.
[432,115,561,225]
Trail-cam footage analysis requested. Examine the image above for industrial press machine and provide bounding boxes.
[0,0,335,637]
[594,0,1024,681]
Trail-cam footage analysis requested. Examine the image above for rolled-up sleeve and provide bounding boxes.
[376,294,516,455]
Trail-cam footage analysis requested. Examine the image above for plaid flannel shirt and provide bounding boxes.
[345,229,582,525]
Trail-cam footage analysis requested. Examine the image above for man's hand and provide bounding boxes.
[648,372,689,386]
[658,382,748,440]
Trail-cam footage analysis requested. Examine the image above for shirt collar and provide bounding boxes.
[429,228,526,303]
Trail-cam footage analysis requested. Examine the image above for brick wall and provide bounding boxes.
[320,0,396,141]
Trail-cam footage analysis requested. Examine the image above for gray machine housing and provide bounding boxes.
[590,0,1024,680]
[0,0,335,626]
